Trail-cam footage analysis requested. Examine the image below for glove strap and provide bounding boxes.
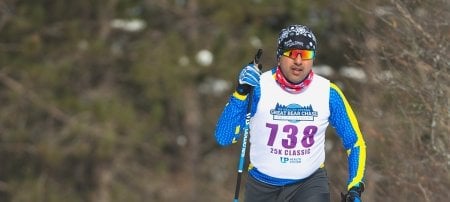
[236,83,252,96]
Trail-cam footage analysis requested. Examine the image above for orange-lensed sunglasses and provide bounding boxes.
[282,49,315,60]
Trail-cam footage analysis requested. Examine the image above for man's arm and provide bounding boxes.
[214,92,248,146]
[215,63,262,146]
[329,83,367,190]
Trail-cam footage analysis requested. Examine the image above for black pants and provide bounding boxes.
[244,169,330,202]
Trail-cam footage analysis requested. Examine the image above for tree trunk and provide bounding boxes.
[183,84,201,201]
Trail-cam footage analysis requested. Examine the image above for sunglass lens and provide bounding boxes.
[283,50,314,60]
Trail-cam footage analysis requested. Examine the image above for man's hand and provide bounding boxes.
[236,63,262,95]
[341,183,364,202]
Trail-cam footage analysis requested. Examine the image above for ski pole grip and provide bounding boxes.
[253,49,263,69]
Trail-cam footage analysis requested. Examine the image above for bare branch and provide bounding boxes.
[0,70,70,123]
[391,0,437,45]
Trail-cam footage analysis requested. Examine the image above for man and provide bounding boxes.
[215,24,366,202]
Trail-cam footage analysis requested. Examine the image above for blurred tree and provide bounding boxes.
[2,0,447,202]
[347,0,449,201]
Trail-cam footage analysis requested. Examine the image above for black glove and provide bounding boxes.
[341,183,364,202]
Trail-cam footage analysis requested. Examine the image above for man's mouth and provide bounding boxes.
[291,67,303,75]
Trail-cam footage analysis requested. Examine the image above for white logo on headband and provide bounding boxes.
[284,40,304,48]
[279,25,316,46]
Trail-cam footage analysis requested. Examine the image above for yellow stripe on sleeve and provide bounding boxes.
[232,91,247,100]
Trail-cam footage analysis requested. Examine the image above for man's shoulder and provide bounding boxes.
[313,73,330,82]
[261,67,277,76]
[312,73,331,88]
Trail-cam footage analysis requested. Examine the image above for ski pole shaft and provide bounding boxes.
[233,49,263,202]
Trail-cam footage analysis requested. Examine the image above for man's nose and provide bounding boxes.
[293,55,303,65]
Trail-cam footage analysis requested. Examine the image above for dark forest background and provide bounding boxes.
[0,0,448,201]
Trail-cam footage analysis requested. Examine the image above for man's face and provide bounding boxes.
[278,49,315,83]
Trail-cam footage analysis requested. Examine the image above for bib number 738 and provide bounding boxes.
[266,123,318,149]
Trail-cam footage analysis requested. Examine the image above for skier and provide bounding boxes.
[215,24,366,202]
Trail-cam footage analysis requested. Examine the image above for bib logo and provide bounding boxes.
[270,103,318,123]
[280,157,302,164]
[280,157,289,163]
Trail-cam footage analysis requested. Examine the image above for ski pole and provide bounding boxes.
[233,48,263,202]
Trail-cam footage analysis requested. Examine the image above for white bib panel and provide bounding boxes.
[249,71,330,179]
